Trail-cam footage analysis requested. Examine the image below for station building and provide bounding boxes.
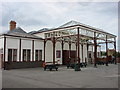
[0,20,116,69]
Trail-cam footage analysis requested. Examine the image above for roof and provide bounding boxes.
[59,20,105,32]
[7,27,27,34]
[28,28,51,34]
[3,27,43,39]
[58,20,83,28]
[32,20,116,37]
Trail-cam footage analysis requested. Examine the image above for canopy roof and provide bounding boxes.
[59,20,104,32]
[32,20,116,43]
[33,20,116,38]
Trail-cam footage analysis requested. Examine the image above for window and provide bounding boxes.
[0,49,3,54]
[8,49,17,62]
[27,50,31,61]
[23,49,26,61]
[35,50,42,61]
[89,53,91,58]
[56,50,61,58]
[8,49,12,62]
[35,50,38,61]
[23,49,31,61]
[13,49,17,61]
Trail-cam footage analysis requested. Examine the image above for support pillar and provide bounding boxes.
[62,40,64,64]
[114,37,117,64]
[32,40,34,61]
[77,27,81,70]
[53,37,56,64]
[87,43,89,63]
[76,43,77,63]
[44,40,46,62]
[19,39,21,61]
[106,35,108,66]
[69,42,71,62]
[94,32,97,68]
[81,44,83,63]
[3,36,6,70]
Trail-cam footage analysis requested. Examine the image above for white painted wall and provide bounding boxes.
[3,34,101,65]
[78,44,86,63]
[55,42,62,64]
[5,36,44,62]
[80,44,82,61]
[34,40,44,61]
[0,37,3,49]
[6,37,19,62]
[21,39,32,61]
[34,33,44,39]
[45,41,53,62]
[88,45,93,51]
[64,43,69,50]
[83,44,87,62]
[71,43,76,50]
[97,46,101,52]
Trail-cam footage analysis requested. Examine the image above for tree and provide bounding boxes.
[101,51,106,56]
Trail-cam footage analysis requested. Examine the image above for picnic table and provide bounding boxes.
[43,61,59,71]
[67,62,87,69]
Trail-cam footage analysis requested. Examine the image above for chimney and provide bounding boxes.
[10,20,16,31]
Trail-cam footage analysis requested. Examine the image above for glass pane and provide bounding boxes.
[13,49,17,61]
[23,49,26,61]
[27,50,31,61]
[39,50,42,61]
[35,50,38,61]
[8,49,12,62]
[56,50,61,58]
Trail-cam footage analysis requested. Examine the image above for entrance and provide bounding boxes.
[0,54,3,69]
[0,49,3,69]
[88,51,93,64]
[63,50,76,65]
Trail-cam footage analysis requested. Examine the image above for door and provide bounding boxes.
[0,54,3,69]
[63,50,69,65]
[88,51,93,64]
[70,51,76,64]
[63,50,76,65]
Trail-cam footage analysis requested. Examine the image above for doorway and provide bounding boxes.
[0,54,3,69]
[63,50,76,65]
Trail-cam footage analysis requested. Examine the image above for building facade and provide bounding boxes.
[0,20,116,69]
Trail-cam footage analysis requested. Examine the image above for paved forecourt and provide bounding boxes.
[2,64,119,88]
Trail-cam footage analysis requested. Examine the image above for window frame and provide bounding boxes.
[35,50,42,61]
[8,49,17,62]
[23,49,31,62]
[56,50,61,58]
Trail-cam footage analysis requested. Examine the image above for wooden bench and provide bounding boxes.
[44,64,58,71]
[43,62,59,71]
[67,63,87,69]
[97,58,108,65]
[80,63,87,67]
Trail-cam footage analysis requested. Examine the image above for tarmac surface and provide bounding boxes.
[2,64,119,88]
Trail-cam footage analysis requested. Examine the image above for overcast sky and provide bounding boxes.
[1,2,118,50]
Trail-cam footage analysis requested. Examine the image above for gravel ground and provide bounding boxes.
[2,64,119,88]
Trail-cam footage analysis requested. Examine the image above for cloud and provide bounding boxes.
[1,2,118,50]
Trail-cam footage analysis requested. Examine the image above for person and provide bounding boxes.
[57,60,60,65]
[85,57,87,67]
[42,62,46,68]
[66,58,70,68]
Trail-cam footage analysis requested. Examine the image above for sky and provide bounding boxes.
[118,2,120,52]
[0,1,119,51]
